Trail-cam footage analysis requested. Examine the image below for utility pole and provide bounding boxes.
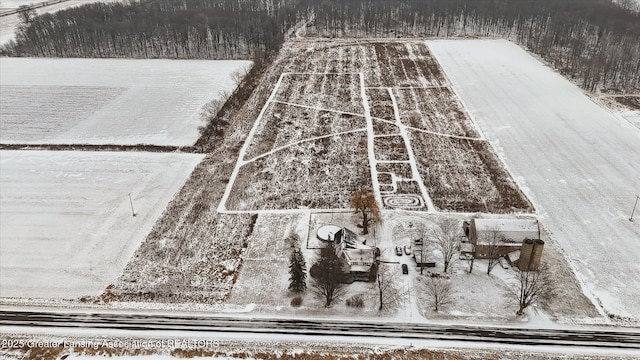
[129,192,137,217]
[630,194,639,222]
[418,238,425,275]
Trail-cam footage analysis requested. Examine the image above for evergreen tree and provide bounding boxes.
[310,242,347,307]
[288,248,307,294]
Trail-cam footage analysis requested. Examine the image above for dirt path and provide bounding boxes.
[388,88,435,212]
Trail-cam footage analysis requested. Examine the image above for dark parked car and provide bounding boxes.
[402,264,409,274]
[395,246,402,256]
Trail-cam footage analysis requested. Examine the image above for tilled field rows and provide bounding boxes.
[224,40,532,213]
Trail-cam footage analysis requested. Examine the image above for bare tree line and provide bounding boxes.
[2,0,300,61]
[304,0,640,93]
[2,0,638,94]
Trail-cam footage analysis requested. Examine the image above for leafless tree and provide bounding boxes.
[375,263,407,311]
[309,242,347,307]
[429,219,460,273]
[231,66,250,85]
[17,5,36,25]
[463,221,476,274]
[465,253,475,274]
[421,277,455,312]
[484,229,506,275]
[412,223,430,275]
[514,263,555,316]
[350,188,382,235]
[617,0,640,12]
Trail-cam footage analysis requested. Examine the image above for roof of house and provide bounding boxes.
[471,218,540,243]
[460,242,475,253]
[349,264,372,273]
[334,227,375,270]
[335,227,360,248]
[413,249,436,262]
[342,247,374,260]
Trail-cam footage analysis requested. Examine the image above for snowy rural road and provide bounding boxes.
[428,39,640,320]
[1,309,639,351]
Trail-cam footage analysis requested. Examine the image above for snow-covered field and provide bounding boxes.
[428,39,640,321]
[1,0,55,8]
[0,1,124,45]
[0,58,251,146]
[0,150,204,299]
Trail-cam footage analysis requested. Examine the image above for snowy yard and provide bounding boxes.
[223,209,596,324]
[0,150,203,299]
[428,39,640,321]
[0,58,251,146]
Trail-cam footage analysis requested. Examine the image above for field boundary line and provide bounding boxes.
[425,41,488,141]
[365,85,448,90]
[404,126,486,141]
[221,208,354,215]
[370,116,486,141]
[360,73,383,206]
[285,72,362,76]
[371,117,397,125]
[376,160,411,164]
[388,87,435,212]
[271,100,365,118]
[373,133,402,138]
[243,128,367,164]
[217,73,286,213]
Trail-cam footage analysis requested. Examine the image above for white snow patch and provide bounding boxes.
[0,57,251,146]
[0,150,204,299]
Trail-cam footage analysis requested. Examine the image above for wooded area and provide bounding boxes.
[3,0,638,93]
[4,0,299,61]
[304,0,640,93]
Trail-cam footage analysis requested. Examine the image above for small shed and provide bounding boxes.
[468,218,540,244]
[413,249,436,268]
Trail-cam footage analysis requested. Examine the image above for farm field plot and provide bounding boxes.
[227,132,371,210]
[243,73,367,161]
[273,73,364,114]
[222,39,531,213]
[428,39,640,321]
[411,132,530,213]
[0,57,251,146]
[0,150,204,299]
[394,87,479,137]
[368,42,446,88]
